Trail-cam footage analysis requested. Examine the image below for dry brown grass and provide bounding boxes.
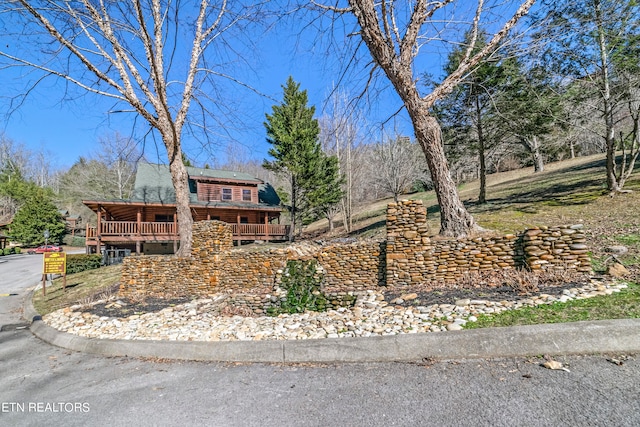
[32,265,122,315]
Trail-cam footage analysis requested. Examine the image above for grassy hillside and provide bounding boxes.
[306,153,640,270]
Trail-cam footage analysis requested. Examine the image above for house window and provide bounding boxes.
[222,188,232,201]
[242,189,252,201]
[155,214,172,222]
[240,216,249,224]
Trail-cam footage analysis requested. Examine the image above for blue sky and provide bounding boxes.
[0,1,527,171]
[0,8,418,171]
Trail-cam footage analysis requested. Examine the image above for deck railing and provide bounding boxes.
[86,221,289,242]
[230,223,290,238]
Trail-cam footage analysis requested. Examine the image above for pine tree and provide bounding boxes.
[9,187,65,246]
[437,31,519,204]
[264,77,343,239]
[306,154,344,230]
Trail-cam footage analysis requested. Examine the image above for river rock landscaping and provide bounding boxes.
[43,278,628,341]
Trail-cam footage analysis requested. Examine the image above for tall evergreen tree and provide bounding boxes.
[9,186,65,246]
[498,64,563,173]
[264,77,343,240]
[307,154,344,231]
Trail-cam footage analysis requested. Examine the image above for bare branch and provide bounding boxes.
[426,0,537,106]
[310,1,353,13]
[459,0,484,65]
[0,54,128,103]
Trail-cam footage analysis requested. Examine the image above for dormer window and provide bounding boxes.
[222,188,232,201]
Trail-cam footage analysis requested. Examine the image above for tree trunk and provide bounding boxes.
[413,115,477,237]
[531,136,545,173]
[605,125,619,193]
[166,144,193,257]
[289,176,296,242]
[594,0,620,194]
[570,140,576,159]
[342,140,353,233]
[476,98,487,204]
[479,139,487,204]
[522,136,545,173]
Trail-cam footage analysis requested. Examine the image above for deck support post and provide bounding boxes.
[96,207,102,252]
[173,213,178,253]
[264,212,270,242]
[236,213,241,245]
[136,209,142,254]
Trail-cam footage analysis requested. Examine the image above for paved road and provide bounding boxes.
[0,253,43,328]
[1,327,639,426]
[1,253,639,426]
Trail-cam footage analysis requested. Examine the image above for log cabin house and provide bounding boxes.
[83,163,288,255]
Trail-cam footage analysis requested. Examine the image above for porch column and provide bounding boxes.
[264,212,270,242]
[236,212,241,244]
[136,209,142,254]
[96,206,103,255]
[96,206,102,239]
[173,213,178,253]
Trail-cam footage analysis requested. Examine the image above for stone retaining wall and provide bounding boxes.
[119,200,592,313]
[385,201,591,286]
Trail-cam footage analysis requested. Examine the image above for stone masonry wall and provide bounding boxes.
[385,200,591,286]
[119,203,592,313]
[119,220,386,313]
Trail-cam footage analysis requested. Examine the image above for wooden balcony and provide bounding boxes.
[86,221,290,246]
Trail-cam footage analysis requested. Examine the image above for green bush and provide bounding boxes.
[66,254,102,274]
[14,247,21,254]
[267,259,328,316]
[62,235,87,247]
[3,247,13,255]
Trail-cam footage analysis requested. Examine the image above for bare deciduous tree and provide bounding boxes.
[319,90,368,233]
[0,0,264,256]
[372,134,428,202]
[95,133,142,200]
[311,0,537,236]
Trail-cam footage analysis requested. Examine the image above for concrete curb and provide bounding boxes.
[23,291,640,363]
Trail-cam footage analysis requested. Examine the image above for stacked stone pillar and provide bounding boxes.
[523,225,591,272]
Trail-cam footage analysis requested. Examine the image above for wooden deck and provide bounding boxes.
[86,221,290,247]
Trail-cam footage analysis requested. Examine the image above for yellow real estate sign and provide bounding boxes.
[43,252,66,275]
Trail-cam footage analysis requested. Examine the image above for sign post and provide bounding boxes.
[42,252,67,296]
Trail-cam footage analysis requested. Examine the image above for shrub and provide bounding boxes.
[66,254,102,274]
[3,247,13,256]
[62,235,87,247]
[267,259,328,316]
[14,247,21,254]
